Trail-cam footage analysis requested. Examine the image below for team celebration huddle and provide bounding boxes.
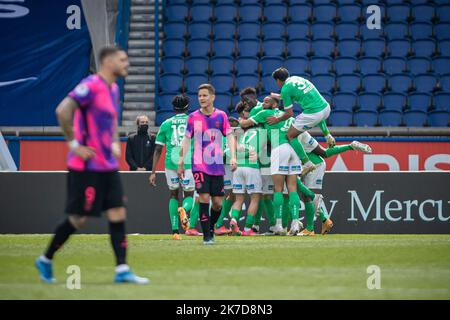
[150,67,372,244]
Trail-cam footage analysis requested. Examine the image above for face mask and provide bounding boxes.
[138,124,148,134]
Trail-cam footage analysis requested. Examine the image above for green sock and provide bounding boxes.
[325,145,352,158]
[182,196,193,212]
[231,208,241,222]
[189,201,199,228]
[169,198,179,232]
[296,177,315,200]
[245,214,255,228]
[319,208,328,223]
[318,120,330,136]
[263,198,275,226]
[289,192,300,220]
[282,196,290,228]
[216,198,233,228]
[273,192,284,220]
[305,201,315,232]
[290,138,309,164]
[254,200,264,226]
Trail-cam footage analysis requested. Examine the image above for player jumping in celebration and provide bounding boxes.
[268,68,336,176]
[149,95,201,239]
[35,46,149,284]
[178,84,237,245]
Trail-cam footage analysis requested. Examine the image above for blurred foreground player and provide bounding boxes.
[35,46,149,284]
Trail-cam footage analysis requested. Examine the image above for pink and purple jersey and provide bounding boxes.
[67,74,119,172]
[185,108,231,176]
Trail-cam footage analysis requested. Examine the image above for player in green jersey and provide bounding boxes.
[268,67,336,177]
[149,95,201,239]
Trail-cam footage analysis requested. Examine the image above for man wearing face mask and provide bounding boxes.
[125,115,155,171]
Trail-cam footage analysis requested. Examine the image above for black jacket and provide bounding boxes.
[125,132,156,171]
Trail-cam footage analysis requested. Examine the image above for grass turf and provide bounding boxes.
[0,234,449,300]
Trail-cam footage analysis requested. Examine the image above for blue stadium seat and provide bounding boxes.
[440,74,450,92]
[265,0,284,4]
[314,4,337,22]
[362,2,386,19]
[310,57,333,75]
[156,111,176,126]
[336,74,361,93]
[185,57,208,74]
[337,39,360,57]
[359,57,382,74]
[210,57,234,75]
[162,57,184,73]
[239,5,262,23]
[164,22,186,39]
[414,73,437,93]
[240,0,259,4]
[262,75,279,93]
[262,22,285,40]
[333,92,356,112]
[188,39,210,57]
[379,110,402,126]
[335,22,359,40]
[238,22,260,40]
[407,57,431,75]
[160,73,183,92]
[428,110,449,126]
[312,74,335,94]
[383,92,406,112]
[335,57,357,74]
[287,40,310,57]
[213,22,236,40]
[410,0,432,4]
[260,56,284,76]
[362,74,386,93]
[288,4,312,23]
[237,39,261,57]
[388,39,410,57]
[337,4,361,23]
[215,93,232,113]
[432,57,450,76]
[165,4,188,22]
[185,74,208,93]
[163,39,185,57]
[403,110,427,127]
[388,73,413,94]
[438,39,450,56]
[264,4,286,23]
[310,22,334,39]
[386,4,410,22]
[284,57,309,75]
[408,93,431,112]
[360,24,383,40]
[362,39,385,58]
[211,74,234,93]
[437,4,450,22]
[434,92,450,111]
[384,57,407,75]
[191,5,213,22]
[311,39,335,57]
[354,110,378,126]
[158,93,175,112]
[335,0,357,4]
[385,22,409,40]
[235,57,258,76]
[236,74,259,92]
[322,92,332,105]
[410,22,433,41]
[166,0,189,4]
[286,22,309,40]
[359,92,381,112]
[411,4,435,22]
[232,94,242,110]
[262,39,285,56]
[412,38,436,57]
[434,23,450,41]
[212,39,234,57]
[188,22,211,39]
[215,4,237,23]
[187,93,200,111]
[329,110,353,126]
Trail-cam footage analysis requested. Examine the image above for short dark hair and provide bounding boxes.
[272,67,290,82]
[99,45,123,63]
[172,94,189,111]
[235,101,246,114]
[198,83,215,95]
[239,87,257,98]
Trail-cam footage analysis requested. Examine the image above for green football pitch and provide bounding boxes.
[0,234,449,300]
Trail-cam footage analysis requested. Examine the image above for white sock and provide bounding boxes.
[115,264,130,273]
[276,218,282,226]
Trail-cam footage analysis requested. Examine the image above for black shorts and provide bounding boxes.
[65,170,125,217]
[193,171,224,197]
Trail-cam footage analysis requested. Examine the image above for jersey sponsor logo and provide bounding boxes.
[291,165,302,171]
[170,177,180,184]
[233,183,243,189]
[246,184,255,190]
[224,179,232,186]
[74,83,89,97]
[278,166,289,171]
